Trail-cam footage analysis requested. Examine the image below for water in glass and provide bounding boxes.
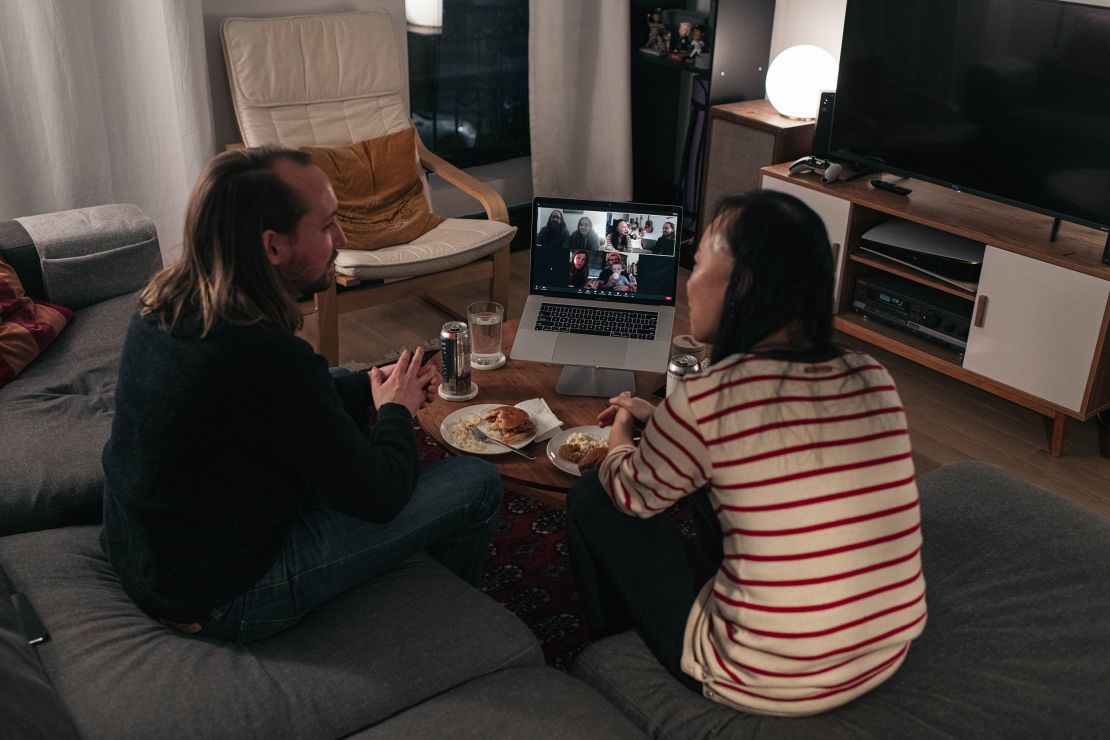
[467,301,503,366]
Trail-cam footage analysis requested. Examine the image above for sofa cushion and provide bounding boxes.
[0,572,81,740]
[334,217,515,280]
[15,204,160,310]
[0,291,137,536]
[349,666,645,739]
[0,526,543,740]
[0,253,71,388]
[570,461,1110,738]
[305,127,444,250]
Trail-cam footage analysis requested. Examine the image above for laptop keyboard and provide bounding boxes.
[534,303,658,340]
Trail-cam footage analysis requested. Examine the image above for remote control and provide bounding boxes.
[871,179,912,196]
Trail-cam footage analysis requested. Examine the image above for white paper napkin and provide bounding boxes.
[514,398,563,442]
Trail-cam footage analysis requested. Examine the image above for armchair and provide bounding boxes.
[221,9,515,365]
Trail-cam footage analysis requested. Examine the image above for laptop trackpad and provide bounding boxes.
[552,333,628,369]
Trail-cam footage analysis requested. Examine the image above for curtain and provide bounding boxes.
[528,0,632,201]
[0,0,213,262]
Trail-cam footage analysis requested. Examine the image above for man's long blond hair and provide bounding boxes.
[140,147,312,336]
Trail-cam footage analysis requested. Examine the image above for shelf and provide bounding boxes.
[835,312,964,371]
[634,48,710,72]
[848,253,976,302]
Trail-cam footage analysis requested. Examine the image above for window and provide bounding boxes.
[407,0,530,168]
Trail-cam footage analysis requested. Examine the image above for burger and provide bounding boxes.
[483,406,536,444]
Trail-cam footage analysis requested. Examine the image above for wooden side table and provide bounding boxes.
[698,99,815,232]
[416,321,667,506]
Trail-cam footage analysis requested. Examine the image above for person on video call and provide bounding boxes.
[596,251,624,284]
[566,190,926,716]
[569,216,601,251]
[569,249,590,287]
[605,218,632,252]
[600,260,633,291]
[534,209,570,285]
[650,220,677,256]
[100,146,503,643]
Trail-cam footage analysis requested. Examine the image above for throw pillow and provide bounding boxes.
[0,255,71,388]
[304,127,444,251]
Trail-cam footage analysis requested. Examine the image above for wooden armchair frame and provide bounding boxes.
[296,137,511,365]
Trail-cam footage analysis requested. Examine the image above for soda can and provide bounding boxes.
[666,354,701,397]
[440,321,472,396]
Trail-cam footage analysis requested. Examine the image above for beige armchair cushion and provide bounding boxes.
[335,219,516,280]
[222,10,515,291]
[221,11,411,147]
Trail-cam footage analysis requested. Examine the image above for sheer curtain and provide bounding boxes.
[0,0,213,261]
[528,0,632,201]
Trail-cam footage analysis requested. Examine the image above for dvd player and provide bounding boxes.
[861,218,985,282]
[853,273,973,352]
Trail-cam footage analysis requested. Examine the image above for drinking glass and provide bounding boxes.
[467,300,504,367]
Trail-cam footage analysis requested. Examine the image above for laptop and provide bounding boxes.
[511,196,681,377]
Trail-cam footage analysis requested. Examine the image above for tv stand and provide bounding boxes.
[762,163,1110,458]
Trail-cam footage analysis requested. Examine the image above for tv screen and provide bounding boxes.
[830,0,1110,231]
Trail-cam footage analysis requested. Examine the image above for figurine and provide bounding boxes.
[643,8,667,53]
[688,24,706,59]
[675,21,692,54]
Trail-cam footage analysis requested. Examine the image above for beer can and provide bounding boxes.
[440,321,472,396]
[666,354,701,397]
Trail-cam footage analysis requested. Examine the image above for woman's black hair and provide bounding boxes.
[708,190,838,363]
[609,219,629,250]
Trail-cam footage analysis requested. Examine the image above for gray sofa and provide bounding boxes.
[572,462,1110,739]
[0,205,642,739]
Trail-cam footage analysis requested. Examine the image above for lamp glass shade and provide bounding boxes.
[406,0,443,28]
[765,45,838,120]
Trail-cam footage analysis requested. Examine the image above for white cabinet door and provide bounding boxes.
[760,177,851,305]
[963,246,1109,412]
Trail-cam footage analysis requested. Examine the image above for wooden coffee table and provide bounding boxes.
[416,320,666,507]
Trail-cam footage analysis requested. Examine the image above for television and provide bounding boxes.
[829,0,1110,261]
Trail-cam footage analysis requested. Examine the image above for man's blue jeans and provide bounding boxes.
[199,455,502,642]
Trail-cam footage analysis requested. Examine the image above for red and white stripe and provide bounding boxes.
[599,351,927,716]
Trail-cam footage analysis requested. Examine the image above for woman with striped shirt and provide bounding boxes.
[567,190,926,716]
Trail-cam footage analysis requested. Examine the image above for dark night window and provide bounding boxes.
[407,0,530,168]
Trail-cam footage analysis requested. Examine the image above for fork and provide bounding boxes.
[466,424,536,460]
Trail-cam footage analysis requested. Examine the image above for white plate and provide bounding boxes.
[546,425,610,476]
[440,403,538,455]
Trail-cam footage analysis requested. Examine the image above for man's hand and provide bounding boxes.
[370,348,438,415]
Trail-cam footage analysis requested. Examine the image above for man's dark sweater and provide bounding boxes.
[101,310,419,623]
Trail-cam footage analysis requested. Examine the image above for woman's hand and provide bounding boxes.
[371,348,437,415]
[597,391,655,429]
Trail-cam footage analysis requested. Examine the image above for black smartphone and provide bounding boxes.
[11,593,49,645]
[419,347,441,367]
[371,346,440,370]
[651,384,666,400]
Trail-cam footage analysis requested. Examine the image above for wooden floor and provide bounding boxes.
[300,250,1110,519]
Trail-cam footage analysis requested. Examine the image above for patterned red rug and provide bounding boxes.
[413,420,698,668]
[413,421,591,668]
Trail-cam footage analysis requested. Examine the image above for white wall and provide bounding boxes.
[769,0,847,62]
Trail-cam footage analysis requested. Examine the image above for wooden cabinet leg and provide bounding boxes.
[1042,412,1068,458]
[315,281,339,367]
[1098,413,1110,459]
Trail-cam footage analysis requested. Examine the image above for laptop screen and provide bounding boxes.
[529,196,682,307]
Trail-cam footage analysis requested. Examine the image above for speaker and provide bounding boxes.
[813,91,835,157]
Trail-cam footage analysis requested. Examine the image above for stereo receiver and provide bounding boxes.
[852,273,973,352]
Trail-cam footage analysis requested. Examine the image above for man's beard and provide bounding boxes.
[280,251,335,297]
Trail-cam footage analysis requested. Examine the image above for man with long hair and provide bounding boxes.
[101,147,503,641]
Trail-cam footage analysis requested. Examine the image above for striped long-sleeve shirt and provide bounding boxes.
[599,350,926,716]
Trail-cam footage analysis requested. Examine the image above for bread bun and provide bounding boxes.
[483,405,536,444]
